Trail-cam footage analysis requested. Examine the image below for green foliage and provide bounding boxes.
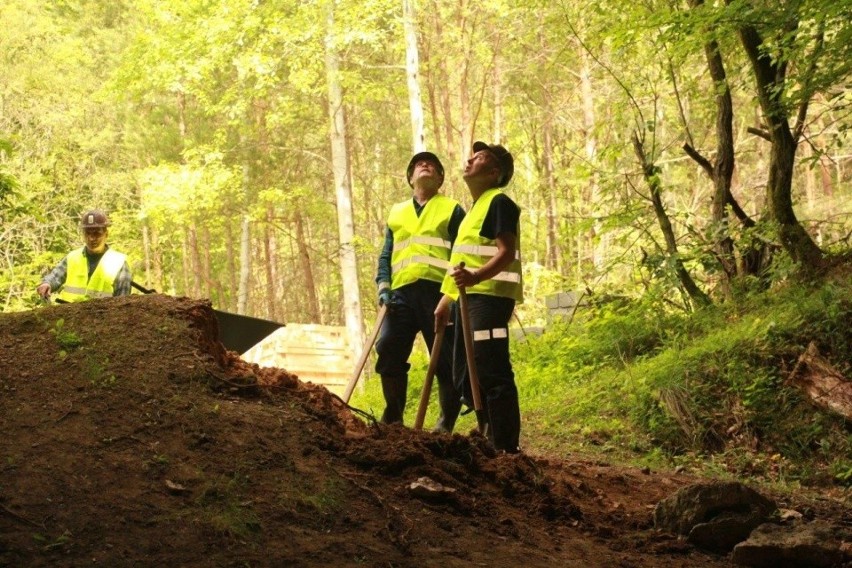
[197,470,262,539]
[282,476,346,514]
[85,355,117,388]
[349,345,478,433]
[514,273,852,485]
[49,318,83,353]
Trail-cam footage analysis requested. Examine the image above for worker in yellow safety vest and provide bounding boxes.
[36,209,132,303]
[435,141,523,453]
[374,151,466,431]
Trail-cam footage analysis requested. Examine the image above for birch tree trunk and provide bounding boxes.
[403,0,425,152]
[492,52,502,143]
[581,51,604,273]
[201,225,213,302]
[188,223,202,298]
[237,215,251,315]
[142,222,151,287]
[542,116,560,271]
[325,1,365,350]
[223,215,238,312]
[264,206,279,321]
[181,234,190,297]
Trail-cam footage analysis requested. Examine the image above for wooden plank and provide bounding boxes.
[241,324,355,395]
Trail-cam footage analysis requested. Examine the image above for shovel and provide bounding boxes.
[342,303,388,403]
[413,321,446,430]
[130,281,284,354]
[456,263,483,414]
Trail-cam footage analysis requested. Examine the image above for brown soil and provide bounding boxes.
[0,295,846,567]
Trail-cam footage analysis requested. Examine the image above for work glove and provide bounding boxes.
[378,288,392,307]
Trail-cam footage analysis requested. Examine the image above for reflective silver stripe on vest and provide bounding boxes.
[378,281,390,291]
[491,271,521,283]
[473,328,509,341]
[452,244,521,260]
[62,286,112,298]
[393,235,452,252]
[391,255,450,273]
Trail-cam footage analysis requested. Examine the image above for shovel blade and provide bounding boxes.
[213,309,285,354]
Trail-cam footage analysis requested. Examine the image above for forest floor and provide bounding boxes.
[0,294,848,567]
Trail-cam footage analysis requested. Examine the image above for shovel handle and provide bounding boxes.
[456,263,483,411]
[413,323,446,430]
[343,304,388,403]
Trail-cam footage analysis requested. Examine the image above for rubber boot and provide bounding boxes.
[487,393,521,453]
[379,375,407,424]
[432,386,462,433]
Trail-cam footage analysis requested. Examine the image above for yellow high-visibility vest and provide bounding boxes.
[388,195,459,289]
[441,189,523,302]
[57,247,126,302]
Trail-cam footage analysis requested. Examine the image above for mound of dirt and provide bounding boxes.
[0,295,844,567]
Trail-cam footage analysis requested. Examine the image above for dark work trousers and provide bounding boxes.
[374,280,461,430]
[452,294,520,452]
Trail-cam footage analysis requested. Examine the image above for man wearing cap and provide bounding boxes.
[435,141,523,453]
[36,209,132,303]
[374,151,466,431]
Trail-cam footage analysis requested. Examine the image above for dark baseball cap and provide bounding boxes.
[473,141,513,187]
[406,151,445,187]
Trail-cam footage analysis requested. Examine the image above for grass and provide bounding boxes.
[349,343,479,433]
[49,318,83,355]
[197,470,262,539]
[355,270,852,487]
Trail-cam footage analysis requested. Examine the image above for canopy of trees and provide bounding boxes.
[1,0,850,330]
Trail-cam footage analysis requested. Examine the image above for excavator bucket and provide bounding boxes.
[213,309,284,354]
[131,282,284,354]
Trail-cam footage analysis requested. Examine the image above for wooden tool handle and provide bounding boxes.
[342,304,388,403]
[456,262,482,411]
[413,324,446,430]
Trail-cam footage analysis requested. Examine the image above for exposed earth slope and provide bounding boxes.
[0,295,845,567]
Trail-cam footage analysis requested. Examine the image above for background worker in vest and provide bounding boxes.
[374,151,466,431]
[36,209,132,303]
[435,141,523,453]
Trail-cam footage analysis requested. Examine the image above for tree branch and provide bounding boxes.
[747,126,771,141]
[683,143,714,179]
[793,26,825,141]
[725,189,756,228]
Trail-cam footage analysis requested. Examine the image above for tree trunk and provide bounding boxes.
[492,49,503,143]
[181,233,190,297]
[633,133,712,308]
[150,226,162,292]
[188,224,202,298]
[542,116,560,271]
[787,342,852,421]
[736,11,823,269]
[142,222,151,288]
[325,1,365,350]
[199,225,213,301]
[295,210,321,323]
[403,0,425,152]
[263,206,278,321]
[223,214,238,312]
[768,126,823,266]
[580,50,603,273]
[237,214,251,315]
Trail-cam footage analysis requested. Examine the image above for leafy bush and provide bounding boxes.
[514,270,852,485]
